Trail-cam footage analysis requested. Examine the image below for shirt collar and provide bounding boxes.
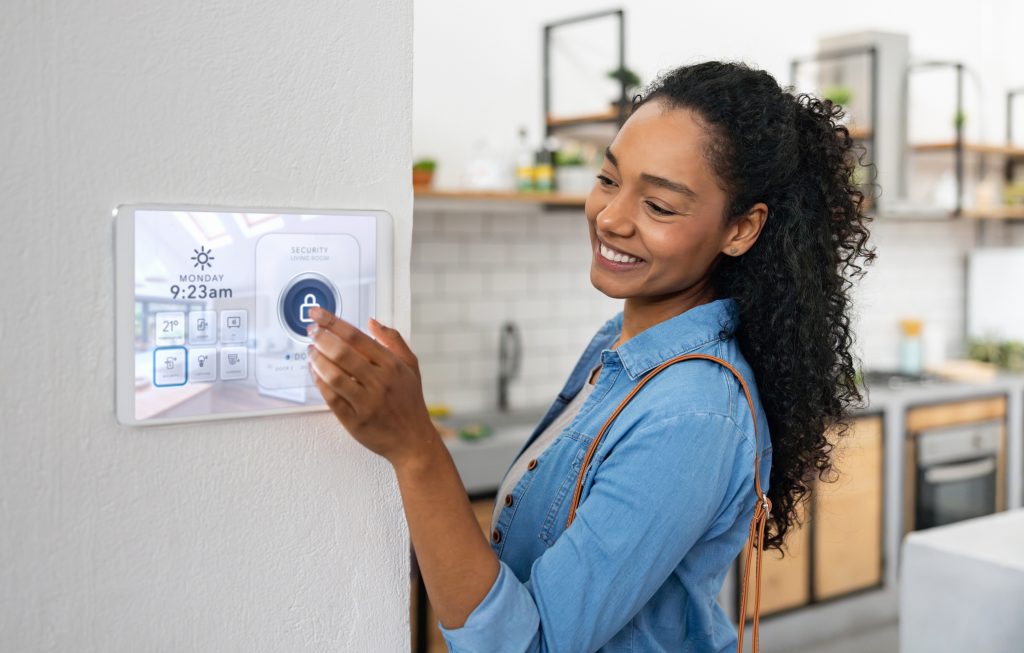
[600,297,740,381]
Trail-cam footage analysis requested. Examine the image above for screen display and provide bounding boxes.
[122,207,384,424]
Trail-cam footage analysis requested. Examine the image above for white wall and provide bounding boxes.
[0,1,412,651]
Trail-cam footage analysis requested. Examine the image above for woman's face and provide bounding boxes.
[585,99,738,305]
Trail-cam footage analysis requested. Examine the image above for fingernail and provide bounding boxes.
[307,324,319,337]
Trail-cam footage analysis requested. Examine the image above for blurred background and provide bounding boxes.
[410,2,1024,652]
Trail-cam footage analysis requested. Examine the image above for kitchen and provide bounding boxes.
[5,1,1024,651]
[409,4,1024,653]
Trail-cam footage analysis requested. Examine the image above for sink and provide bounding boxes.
[439,405,551,495]
[861,368,951,390]
[439,405,549,432]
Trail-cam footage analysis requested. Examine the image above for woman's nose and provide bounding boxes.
[596,195,636,236]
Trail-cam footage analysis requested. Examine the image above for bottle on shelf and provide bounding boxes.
[533,149,553,193]
[515,126,535,193]
[533,136,559,193]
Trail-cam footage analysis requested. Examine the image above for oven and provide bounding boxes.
[915,420,1001,530]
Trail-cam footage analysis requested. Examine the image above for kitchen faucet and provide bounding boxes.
[497,321,521,412]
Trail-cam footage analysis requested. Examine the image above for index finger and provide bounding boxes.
[308,306,388,366]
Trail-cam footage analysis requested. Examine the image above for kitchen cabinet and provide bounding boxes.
[412,497,496,653]
[737,498,812,616]
[738,413,885,618]
[813,413,884,599]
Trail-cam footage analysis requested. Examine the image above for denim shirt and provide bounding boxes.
[440,297,773,653]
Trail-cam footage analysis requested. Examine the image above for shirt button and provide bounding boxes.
[492,528,502,544]
[504,494,513,507]
[527,459,538,471]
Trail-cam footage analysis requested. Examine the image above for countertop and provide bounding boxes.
[445,372,1024,493]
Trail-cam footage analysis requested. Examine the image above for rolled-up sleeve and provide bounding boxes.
[439,411,753,653]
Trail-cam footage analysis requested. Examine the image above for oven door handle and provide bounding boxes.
[923,457,996,484]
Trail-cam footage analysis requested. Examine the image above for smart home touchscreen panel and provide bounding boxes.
[114,205,393,426]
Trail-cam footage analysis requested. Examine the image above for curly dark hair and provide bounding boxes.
[630,61,877,553]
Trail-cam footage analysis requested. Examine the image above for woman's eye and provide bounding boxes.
[595,174,616,188]
[646,202,675,216]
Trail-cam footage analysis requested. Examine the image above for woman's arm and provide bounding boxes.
[392,431,500,628]
[303,307,498,628]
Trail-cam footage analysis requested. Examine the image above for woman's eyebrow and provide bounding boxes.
[604,146,699,200]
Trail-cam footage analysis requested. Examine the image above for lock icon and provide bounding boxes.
[299,293,320,323]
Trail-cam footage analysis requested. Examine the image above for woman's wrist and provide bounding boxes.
[390,421,450,481]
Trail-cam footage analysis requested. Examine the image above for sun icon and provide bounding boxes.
[191,246,215,271]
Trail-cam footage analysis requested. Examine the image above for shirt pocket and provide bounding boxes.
[538,431,592,547]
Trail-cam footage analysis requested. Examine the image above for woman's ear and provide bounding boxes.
[723,202,768,256]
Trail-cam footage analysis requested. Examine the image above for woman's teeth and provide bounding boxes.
[599,242,642,264]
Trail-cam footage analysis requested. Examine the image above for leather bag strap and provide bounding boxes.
[563,352,771,653]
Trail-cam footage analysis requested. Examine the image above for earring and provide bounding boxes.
[730,247,738,255]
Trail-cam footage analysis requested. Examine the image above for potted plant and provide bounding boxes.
[822,84,854,126]
[607,66,642,109]
[554,144,599,195]
[412,158,436,188]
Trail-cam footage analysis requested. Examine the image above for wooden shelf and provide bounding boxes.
[845,126,872,139]
[414,188,587,206]
[961,206,1024,219]
[910,142,1024,157]
[546,109,621,128]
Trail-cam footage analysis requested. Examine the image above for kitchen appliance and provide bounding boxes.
[915,420,1001,529]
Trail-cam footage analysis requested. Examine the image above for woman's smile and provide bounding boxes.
[594,235,646,271]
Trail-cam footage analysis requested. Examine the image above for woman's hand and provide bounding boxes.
[306,306,437,468]
[308,308,501,629]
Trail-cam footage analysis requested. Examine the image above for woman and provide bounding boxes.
[305,60,876,652]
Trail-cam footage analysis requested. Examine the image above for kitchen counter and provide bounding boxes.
[446,372,1024,506]
[899,507,1024,652]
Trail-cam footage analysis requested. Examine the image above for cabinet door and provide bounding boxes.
[417,497,496,653]
[813,415,884,599]
[739,498,811,618]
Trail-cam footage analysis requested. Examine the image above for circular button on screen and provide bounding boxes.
[279,273,340,339]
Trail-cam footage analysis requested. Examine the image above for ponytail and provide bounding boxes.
[633,62,877,552]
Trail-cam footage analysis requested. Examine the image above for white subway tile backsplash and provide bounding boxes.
[509,240,557,264]
[509,297,556,326]
[410,269,439,297]
[487,213,532,238]
[555,238,594,264]
[536,212,589,236]
[465,241,509,266]
[440,212,488,236]
[412,240,463,266]
[488,270,531,294]
[439,326,486,355]
[411,201,991,413]
[462,297,514,326]
[413,297,465,327]
[441,269,486,295]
